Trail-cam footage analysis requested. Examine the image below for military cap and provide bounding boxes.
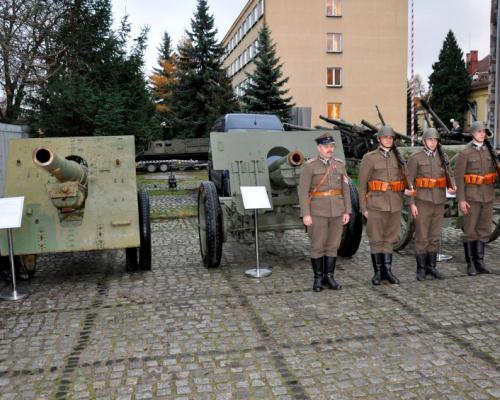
[375,125,396,137]
[470,121,485,134]
[315,132,335,145]
[422,128,440,140]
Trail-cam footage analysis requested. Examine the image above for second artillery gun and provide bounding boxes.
[198,128,363,268]
[0,136,151,281]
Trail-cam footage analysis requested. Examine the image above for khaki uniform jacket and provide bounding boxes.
[407,150,455,205]
[359,148,404,213]
[455,143,496,204]
[298,157,352,218]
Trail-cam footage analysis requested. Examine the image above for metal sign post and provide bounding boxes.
[0,197,29,301]
[240,186,272,279]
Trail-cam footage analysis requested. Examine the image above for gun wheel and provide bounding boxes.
[198,181,223,268]
[338,178,363,257]
[394,205,415,251]
[126,189,152,271]
[489,199,500,243]
[0,256,36,282]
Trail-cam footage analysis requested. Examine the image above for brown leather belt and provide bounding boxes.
[464,173,497,185]
[310,188,343,197]
[415,177,446,188]
[368,180,405,192]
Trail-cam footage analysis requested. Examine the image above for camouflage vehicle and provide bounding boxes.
[0,136,151,281]
[197,128,363,268]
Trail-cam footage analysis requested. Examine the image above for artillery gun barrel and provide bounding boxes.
[283,122,317,131]
[33,146,88,185]
[319,115,354,129]
[420,99,451,134]
[361,120,412,144]
[268,150,304,189]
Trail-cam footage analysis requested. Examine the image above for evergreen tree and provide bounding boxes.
[31,0,155,150]
[170,0,238,138]
[428,30,471,129]
[150,31,176,138]
[241,24,294,122]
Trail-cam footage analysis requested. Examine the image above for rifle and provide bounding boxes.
[376,105,386,125]
[436,143,455,190]
[484,138,500,180]
[392,144,412,190]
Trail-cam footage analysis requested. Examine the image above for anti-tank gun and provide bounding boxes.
[198,129,363,268]
[0,136,152,282]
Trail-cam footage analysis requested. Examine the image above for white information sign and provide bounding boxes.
[240,186,271,210]
[0,197,24,229]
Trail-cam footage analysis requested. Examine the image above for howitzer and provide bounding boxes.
[0,136,152,282]
[484,138,500,180]
[419,99,455,137]
[375,105,386,125]
[199,129,364,268]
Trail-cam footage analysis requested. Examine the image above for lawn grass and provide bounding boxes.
[150,205,198,220]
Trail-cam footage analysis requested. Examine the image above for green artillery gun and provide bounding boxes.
[0,136,151,281]
[198,129,363,268]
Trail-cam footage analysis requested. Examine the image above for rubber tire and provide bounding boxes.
[393,204,415,251]
[146,164,157,173]
[221,170,231,197]
[338,178,363,257]
[198,181,223,268]
[138,189,152,270]
[159,164,168,172]
[0,255,35,282]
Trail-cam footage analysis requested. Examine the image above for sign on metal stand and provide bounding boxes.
[240,186,272,278]
[0,196,29,301]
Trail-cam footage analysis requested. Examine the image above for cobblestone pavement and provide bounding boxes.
[0,216,499,399]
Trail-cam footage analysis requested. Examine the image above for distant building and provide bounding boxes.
[221,0,408,131]
[465,51,491,129]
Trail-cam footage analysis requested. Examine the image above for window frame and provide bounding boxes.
[326,32,342,53]
[327,102,342,119]
[326,0,342,17]
[326,67,342,87]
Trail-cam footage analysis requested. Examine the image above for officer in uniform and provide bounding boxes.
[407,128,456,281]
[358,126,404,285]
[298,132,351,292]
[455,121,497,275]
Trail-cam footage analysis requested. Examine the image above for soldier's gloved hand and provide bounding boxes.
[303,215,313,226]
[410,204,418,219]
[459,201,470,215]
[342,213,350,225]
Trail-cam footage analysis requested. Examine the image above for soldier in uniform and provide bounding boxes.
[298,132,351,292]
[407,128,456,281]
[358,126,404,285]
[455,121,497,275]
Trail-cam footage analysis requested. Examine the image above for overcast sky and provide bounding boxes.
[111,0,492,88]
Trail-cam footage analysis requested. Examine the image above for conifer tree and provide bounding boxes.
[32,0,155,150]
[241,24,294,122]
[150,31,176,138]
[170,0,238,138]
[428,30,471,128]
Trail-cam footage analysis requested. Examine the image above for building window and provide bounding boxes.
[327,67,342,87]
[327,103,341,119]
[326,33,342,52]
[326,0,342,17]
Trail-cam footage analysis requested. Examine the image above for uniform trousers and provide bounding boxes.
[366,209,401,254]
[414,199,445,253]
[463,201,493,242]
[308,215,343,258]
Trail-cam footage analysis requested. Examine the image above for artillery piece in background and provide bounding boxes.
[0,136,151,281]
[198,129,363,268]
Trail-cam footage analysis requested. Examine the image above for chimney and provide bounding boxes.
[467,50,479,75]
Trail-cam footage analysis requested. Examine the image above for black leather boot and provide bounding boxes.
[382,253,400,284]
[426,252,445,279]
[323,256,341,290]
[464,242,476,276]
[371,254,382,285]
[473,241,491,274]
[415,254,427,281]
[311,258,324,292]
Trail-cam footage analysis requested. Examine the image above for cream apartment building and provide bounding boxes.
[221,0,408,132]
